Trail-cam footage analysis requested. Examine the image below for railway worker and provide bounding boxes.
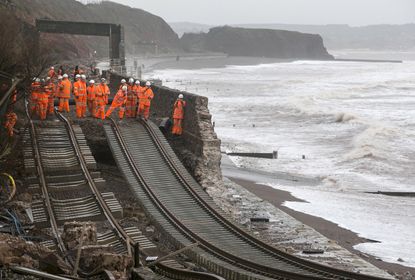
[45,77,55,116]
[38,79,49,120]
[30,78,41,116]
[105,85,127,120]
[4,109,17,137]
[73,74,87,118]
[94,80,106,120]
[58,74,72,113]
[171,94,186,135]
[132,80,142,118]
[137,81,154,120]
[126,78,137,118]
[87,80,97,117]
[98,78,110,105]
[119,79,127,90]
[47,66,55,79]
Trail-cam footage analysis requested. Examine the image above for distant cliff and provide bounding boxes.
[181,26,333,59]
[7,0,181,58]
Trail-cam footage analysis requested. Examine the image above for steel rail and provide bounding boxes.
[140,119,391,280]
[24,100,70,262]
[56,111,133,257]
[108,118,336,280]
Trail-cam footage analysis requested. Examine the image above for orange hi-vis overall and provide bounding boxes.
[100,83,110,105]
[38,86,49,120]
[59,79,72,112]
[73,80,87,118]
[87,84,97,117]
[30,82,40,116]
[172,99,186,135]
[105,90,127,119]
[126,84,138,118]
[45,82,55,115]
[94,86,106,120]
[4,112,17,137]
[138,87,154,120]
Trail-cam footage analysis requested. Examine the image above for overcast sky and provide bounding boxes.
[105,0,415,26]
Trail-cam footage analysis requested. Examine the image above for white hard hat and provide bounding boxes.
[121,79,126,83]
[178,94,184,99]
[129,78,134,83]
[81,74,86,80]
[46,77,51,81]
[58,75,62,80]
[135,80,140,85]
[75,74,81,79]
[145,81,151,87]
[101,78,106,82]
[35,78,40,82]
[122,85,128,91]
[50,66,54,70]
[90,80,95,84]
[63,74,68,78]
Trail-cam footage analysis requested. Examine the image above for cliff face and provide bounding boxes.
[181,26,333,60]
[8,0,181,57]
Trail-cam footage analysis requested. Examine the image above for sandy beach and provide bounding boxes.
[227,176,415,277]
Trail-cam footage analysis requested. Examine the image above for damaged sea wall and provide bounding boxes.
[109,73,223,190]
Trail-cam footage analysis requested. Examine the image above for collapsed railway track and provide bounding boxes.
[105,118,390,280]
[22,102,224,280]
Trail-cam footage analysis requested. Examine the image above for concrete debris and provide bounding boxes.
[0,233,70,275]
[61,221,97,250]
[80,251,132,278]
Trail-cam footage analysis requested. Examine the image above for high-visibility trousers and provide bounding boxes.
[59,98,70,113]
[38,99,48,120]
[126,97,138,118]
[75,98,87,118]
[138,103,150,120]
[105,103,125,120]
[48,97,54,115]
[94,101,106,120]
[30,98,38,116]
[172,118,183,135]
[88,99,96,116]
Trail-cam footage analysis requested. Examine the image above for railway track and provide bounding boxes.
[105,118,390,280]
[22,102,223,280]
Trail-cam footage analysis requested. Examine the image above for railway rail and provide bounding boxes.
[105,118,390,280]
[22,101,223,280]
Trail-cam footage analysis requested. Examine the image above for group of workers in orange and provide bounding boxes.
[28,66,186,135]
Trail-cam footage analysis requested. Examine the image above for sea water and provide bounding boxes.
[146,57,415,267]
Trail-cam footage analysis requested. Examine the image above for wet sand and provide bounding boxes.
[229,177,415,277]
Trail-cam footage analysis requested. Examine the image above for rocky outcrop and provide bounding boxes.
[181,26,334,59]
[7,0,181,57]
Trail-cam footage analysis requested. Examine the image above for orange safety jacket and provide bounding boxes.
[38,86,49,102]
[95,86,106,105]
[133,85,142,96]
[173,100,186,119]
[73,80,87,100]
[98,83,110,97]
[138,87,154,107]
[60,79,72,99]
[113,90,127,106]
[87,85,96,100]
